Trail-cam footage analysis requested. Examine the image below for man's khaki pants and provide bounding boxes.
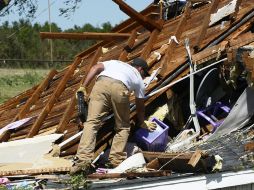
[76,77,130,166]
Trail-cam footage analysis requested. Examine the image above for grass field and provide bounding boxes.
[0,69,50,104]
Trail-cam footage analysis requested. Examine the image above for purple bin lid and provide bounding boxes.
[136,118,169,144]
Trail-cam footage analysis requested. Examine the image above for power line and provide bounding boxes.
[5,0,58,39]
[0,0,16,17]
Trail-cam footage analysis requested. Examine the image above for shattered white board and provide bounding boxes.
[0,117,33,136]
[209,0,237,26]
[208,87,254,141]
[0,134,62,163]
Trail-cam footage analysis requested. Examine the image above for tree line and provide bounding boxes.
[0,19,113,68]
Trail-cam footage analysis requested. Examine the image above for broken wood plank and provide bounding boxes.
[229,32,254,48]
[0,167,71,177]
[140,29,160,60]
[194,0,220,51]
[0,130,11,143]
[244,141,254,152]
[230,0,243,22]
[188,149,202,167]
[27,57,81,138]
[119,30,137,61]
[87,170,171,179]
[111,4,159,32]
[146,158,160,170]
[40,32,131,41]
[112,0,162,32]
[147,44,169,67]
[159,1,192,77]
[192,41,228,65]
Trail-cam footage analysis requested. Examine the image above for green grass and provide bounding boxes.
[0,69,50,104]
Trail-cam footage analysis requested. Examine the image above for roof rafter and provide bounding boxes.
[112,0,162,32]
[40,32,131,41]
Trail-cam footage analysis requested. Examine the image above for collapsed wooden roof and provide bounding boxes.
[0,0,254,175]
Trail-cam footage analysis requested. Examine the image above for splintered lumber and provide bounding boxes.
[192,41,228,65]
[87,170,171,179]
[147,44,169,67]
[142,151,209,173]
[119,30,137,61]
[194,0,220,50]
[112,4,159,32]
[229,32,254,48]
[230,0,243,22]
[112,0,162,32]
[27,57,81,138]
[244,141,254,152]
[140,29,160,60]
[40,32,131,41]
[146,158,160,170]
[0,167,71,177]
[56,48,102,133]
[76,41,108,58]
[187,149,203,167]
[159,1,192,77]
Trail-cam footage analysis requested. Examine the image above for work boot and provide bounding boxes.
[70,162,95,176]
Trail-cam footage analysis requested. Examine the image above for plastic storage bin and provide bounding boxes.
[135,117,169,152]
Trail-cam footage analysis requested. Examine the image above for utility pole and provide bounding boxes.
[48,0,53,67]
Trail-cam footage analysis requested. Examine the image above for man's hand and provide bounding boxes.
[76,86,88,101]
[140,120,157,132]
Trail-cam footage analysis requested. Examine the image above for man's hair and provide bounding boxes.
[131,58,150,76]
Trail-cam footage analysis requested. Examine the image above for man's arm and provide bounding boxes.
[135,97,145,125]
[82,63,104,87]
[135,97,157,132]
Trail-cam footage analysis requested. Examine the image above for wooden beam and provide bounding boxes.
[146,158,160,170]
[76,41,108,58]
[229,32,254,48]
[230,0,242,22]
[119,30,137,61]
[194,0,220,51]
[111,4,159,32]
[27,57,81,138]
[112,0,162,31]
[0,167,71,177]
[0,131,11,143]
[56,48,103,133]
[244,141,254,152]
[88,170,171,179]
[76,5,158,59]
[188,149,202,167]
[146,44,169,67]
[192,41,228,65]
[14,70,57,121]
[40,32,131,41]
[140,29,160,60]
[159,1,192,77]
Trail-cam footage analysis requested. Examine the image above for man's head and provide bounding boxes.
[131,58,150,78]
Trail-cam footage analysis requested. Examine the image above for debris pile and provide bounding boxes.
[0,0,254,189]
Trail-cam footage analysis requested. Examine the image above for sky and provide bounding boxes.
[0,0,154,30]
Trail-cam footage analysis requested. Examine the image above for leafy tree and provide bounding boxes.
[0,0,82,18]
[0,19,113,68]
